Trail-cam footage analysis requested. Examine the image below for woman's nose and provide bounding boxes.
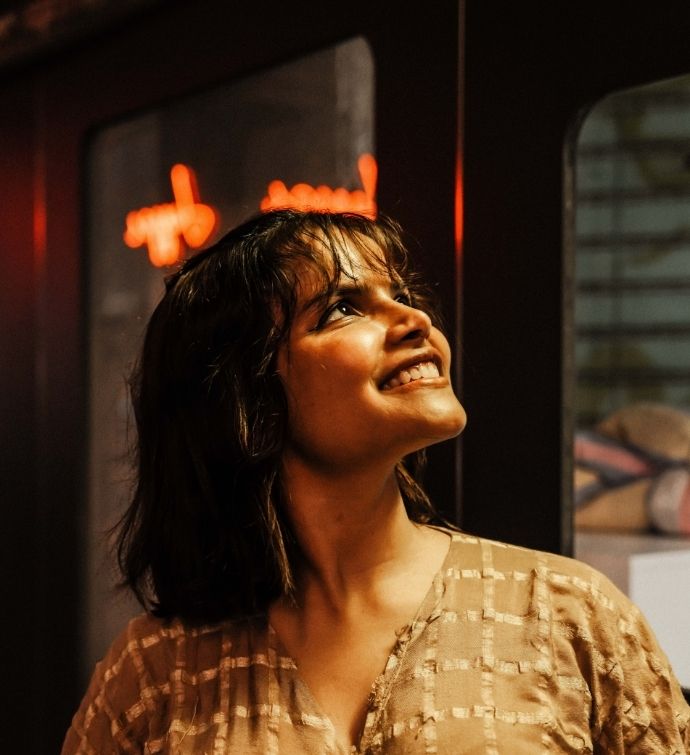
[385,300,432,344]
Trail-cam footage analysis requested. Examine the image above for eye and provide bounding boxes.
[317,299,362,328]
[394,289,413,306]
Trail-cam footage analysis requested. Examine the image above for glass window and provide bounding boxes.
[571,75,690,688]
[84,37,374,680]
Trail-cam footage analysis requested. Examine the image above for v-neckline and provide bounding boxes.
[267,530,456,753]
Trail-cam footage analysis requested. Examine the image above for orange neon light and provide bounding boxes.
[455,156,464,252]
[260,153,377,218]
[124,164,218,267]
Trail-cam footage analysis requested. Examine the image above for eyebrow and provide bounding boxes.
[301,278,406,315]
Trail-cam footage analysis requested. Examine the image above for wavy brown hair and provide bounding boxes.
[117,209,446,623]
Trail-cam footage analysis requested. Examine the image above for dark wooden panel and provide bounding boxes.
[0,74,40,749]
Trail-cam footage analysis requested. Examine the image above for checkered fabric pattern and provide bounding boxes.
[62,531,690,754]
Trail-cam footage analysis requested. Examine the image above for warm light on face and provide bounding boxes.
[260,153,377,218]
[123,164,218,267]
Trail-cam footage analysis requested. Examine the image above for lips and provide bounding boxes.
[381,360,440,391]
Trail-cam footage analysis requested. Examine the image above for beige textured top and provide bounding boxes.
[63,531,690,754]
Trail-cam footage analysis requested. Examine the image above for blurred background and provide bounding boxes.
[2,2,690,750]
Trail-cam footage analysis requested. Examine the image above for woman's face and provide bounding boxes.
[277,236,466,472]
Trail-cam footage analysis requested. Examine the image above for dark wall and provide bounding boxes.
[0,71,39,746]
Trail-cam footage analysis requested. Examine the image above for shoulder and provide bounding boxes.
[442,528,667,660]
[443,530,690,749]
[92,613,194,686]
[97,612,267,684]
[445,528,629,608]
[62,613,267,754]
[61,614,183,753]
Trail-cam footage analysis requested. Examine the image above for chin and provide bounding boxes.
[434,410,467,443]
[447,405,468,437]
[429,395,467,435]
[407,399,467,452]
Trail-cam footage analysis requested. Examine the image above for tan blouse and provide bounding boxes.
[62,531,690,753]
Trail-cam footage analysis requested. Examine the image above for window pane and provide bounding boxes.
[572,75,690,688]
[84,37,374,680]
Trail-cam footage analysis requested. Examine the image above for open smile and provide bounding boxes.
[381,360,441,391]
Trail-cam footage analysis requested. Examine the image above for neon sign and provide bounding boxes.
[260,153,377,218]
[125,155,378,268]
[123,164,218,267]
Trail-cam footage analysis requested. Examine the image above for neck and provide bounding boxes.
[280,453,431,609]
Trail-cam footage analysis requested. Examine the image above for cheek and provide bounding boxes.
[280,335,382,431]
[430,327,453,366]
[297,332,381,388]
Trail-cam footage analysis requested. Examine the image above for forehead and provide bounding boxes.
[293,230,400,294]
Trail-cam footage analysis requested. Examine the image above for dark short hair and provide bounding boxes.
[117,209,446,623]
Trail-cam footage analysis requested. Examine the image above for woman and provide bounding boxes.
[63,210,689,753]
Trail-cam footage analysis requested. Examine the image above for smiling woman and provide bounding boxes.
[62,210,689,754]
[277,231,465,473]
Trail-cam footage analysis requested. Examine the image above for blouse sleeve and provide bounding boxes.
[61,615,169,755]
[582,573,690,754]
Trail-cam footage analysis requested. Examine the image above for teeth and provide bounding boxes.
[382,361,440,390]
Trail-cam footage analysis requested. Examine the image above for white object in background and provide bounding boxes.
[629,548,690,689]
